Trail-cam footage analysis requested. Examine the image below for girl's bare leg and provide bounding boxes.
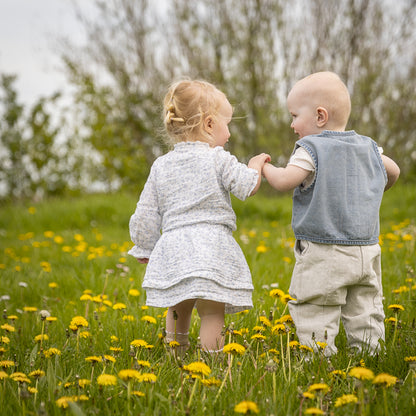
[165,299,196,352]
[196,300,225,352]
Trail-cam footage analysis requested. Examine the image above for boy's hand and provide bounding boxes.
[137,258,149,264]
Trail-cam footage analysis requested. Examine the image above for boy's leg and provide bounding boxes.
[341,244,385,353]
[196,300,225,352]
[165,299,196,351]
[288,302,340,355]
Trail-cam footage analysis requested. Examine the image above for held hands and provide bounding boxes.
[137,258,149,264]
[248,153,271,171]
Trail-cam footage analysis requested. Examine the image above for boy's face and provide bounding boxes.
[287,88,320,139]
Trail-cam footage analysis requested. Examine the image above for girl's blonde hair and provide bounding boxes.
[163,79,226,145]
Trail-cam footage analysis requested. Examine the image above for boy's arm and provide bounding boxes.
[381,155,400,191]
[263,163,310,192]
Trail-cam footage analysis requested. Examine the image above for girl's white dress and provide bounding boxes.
[128,141,258,313]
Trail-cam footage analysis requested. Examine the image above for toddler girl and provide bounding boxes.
[128,79,270,352]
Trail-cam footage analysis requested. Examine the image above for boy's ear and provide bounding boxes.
[316,107,328,127]
[204,116,213,133]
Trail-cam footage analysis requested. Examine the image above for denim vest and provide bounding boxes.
[292,131,387,245]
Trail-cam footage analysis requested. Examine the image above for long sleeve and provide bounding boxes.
[128,167,162,258]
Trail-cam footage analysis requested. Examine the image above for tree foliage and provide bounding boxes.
[1,0,415,200]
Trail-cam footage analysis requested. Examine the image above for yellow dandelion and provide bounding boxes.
[29,370,45,379]
[113,303,127,310]
[0,360,15,368]
[334,393,358,407]
[302,391,315,399]
[289,340,299,349]
[118,369,141,381]
[48,282,58,288]
[388,304,404,312]
[40,261,51,272]
[252,325,265,332]
[70,316,89,328]
[78,379,91,388]
[259,316,272,327]
[330,370,346,379]
[316,341,327,350]
[304,408,324,415]
[132,391,145,397]
[0,371,8,380]
[234,400,259,414]
[200,377,221,387]
[269,288,285,298]
[122,315,135,322]
[85,356,102,363]
[223,342,246,355]
[139,373,157,383]
[141,315,157,324]
[282,256,292,263]
[46,316,57,322]
[110,346,123,353]
[1,336,10,344]
[80,294,93,301]
[28,387,38,394]
[128,289,140,297]
[10,372,31,384]
[308,383,329,394]
[168,340,181,348]
[256,244,268,253]
[1,324,15,332]
[136,360,150,367]
[130,339,149,348]
[110,335,119,342]
[271,324,286,335]
[277,314,293,324]
[349,367,374,381]
[34,334,49,343]
[97,374,117,386]
[7,315,18,321]
[385,317,397,324]
[404,356,416,363]
[373,373,397,387]
[299,345,313,353]
[43,348,61,358]
[251,334,266,341]
[79,331,91,339]
[183,362,211,376]
[103,355,116,363]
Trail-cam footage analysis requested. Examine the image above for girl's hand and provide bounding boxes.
[248,153,271,170]
[137,258,149,264]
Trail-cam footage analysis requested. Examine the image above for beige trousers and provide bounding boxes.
[288,240,385,355]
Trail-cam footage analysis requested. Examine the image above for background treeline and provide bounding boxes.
[1,0,415,200]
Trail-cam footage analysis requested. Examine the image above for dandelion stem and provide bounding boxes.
[187,377,199,409]
[280,334,287,381]
[214,354,233,403]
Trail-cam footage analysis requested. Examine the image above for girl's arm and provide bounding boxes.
[248,153,271,195]
[381,154,400,190]
[262,163,310,192]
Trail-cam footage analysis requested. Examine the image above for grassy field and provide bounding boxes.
[0,183,415,415]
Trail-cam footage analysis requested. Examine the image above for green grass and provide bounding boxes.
[0,183,415,415]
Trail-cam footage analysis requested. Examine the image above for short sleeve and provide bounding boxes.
[288,147,315,171]
[214,147,258,201]
[128,165,162,258]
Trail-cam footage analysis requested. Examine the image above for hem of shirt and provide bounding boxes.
[294,235,380,245]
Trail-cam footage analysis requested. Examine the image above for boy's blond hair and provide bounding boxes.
[163,79,226,145]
